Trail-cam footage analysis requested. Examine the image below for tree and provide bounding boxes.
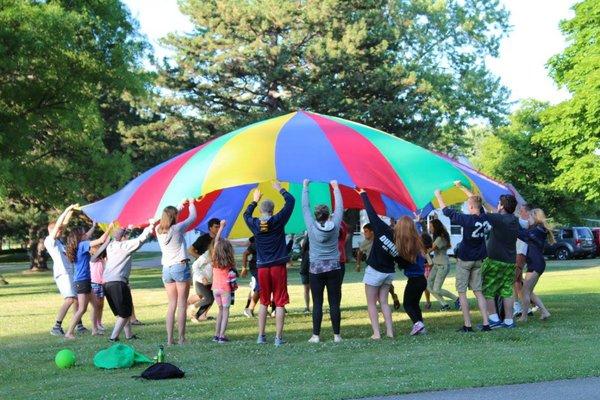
[0,0,152,241]
[154,0,510,152]
[536,0,600,202]
[472,100,599,224]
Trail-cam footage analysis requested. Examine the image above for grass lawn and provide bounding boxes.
[1,258,600,399]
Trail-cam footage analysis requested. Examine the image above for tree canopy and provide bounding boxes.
[153,0,510,154]
[0,0,152,240]
[536,0,600,202]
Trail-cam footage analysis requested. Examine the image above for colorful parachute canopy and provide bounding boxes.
[82,111,513,237]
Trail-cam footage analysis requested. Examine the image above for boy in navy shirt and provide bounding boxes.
[435,183,491,332]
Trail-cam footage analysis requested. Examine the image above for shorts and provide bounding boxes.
[250,269,260,292]
[300,272,309,285]
[362,266,395,287]
[213,289,232,307]
[104,281,133,318]
[515,254,526,283]
[162,261,191,284]
[481,258,515,299]
[455,259,483,293]
[424,264,432,279]
[257,265,289,307]
[91,283,105,298]
[55,274,76,298]
[74,279,92,295]
[526,264,546,275]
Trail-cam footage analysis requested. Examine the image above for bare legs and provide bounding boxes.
[65,293,90,339]
[520,271,550,322]
[459,291,489,327]
[365,284,393,339]
[165,281,190,345]
[91,294,104,334]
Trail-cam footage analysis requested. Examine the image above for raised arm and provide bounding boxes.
[331,181,344,226]
[301,179,314,226]
[90,222,114,247]
[84,222,97,240]
[454,181,474,197]
[49,204,78,239]
[213,220,226,251]
[243,189,261,231]
[271,180,295,226]
[357,189,380,225]
[434,189,447,209]
[90,239,110,263]
[176,199,197,230]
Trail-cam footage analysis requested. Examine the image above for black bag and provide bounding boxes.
[137,363,185,380]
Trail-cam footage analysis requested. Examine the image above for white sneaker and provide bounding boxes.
[308,335,320,343]
[243,308,253,318]
[531,306,539,313]
[513,301,523,314]
[333,334,342,343]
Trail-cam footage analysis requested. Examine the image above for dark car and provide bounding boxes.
[544,227,597,260]
[592,228,600,257]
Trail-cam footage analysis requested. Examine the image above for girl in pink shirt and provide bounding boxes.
[90,242,108,335]
[211,220,236,344]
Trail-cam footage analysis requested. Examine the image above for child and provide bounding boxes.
[103,222,154,341]
[242,236,261,317]
[64,222,112,339]
[45,204,82,336]
[517,208,554,322]
[90,241,109,335]
[394,217,428,335]
[190,246,214,323]
[427,219,459,311]
[211,220,236,343]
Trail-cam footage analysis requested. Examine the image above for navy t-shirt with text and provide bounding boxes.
[442,207,490,261]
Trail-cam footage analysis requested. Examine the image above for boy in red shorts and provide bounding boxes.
[243,181,295,347]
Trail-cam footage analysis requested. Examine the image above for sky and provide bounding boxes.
[123,0,576,106]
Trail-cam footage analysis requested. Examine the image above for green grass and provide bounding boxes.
[1,259,600,399]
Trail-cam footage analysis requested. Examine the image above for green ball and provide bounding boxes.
[55,349,76,369]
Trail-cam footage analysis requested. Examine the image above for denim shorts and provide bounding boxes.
[162,261,191,284]
[91,282,105,298]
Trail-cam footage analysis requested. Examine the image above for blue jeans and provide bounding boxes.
[162,262,191,284]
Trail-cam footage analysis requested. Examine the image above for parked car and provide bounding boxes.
[543,227,597,260]
[592,228,600,257]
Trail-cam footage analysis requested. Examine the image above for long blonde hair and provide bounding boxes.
[393,216,424,264]
[157,206,178,234]
[531,208,555,245]
[212,239,235,269]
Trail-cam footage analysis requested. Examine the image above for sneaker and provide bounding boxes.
[440,304,451,312]
[270,310,276,317]
[126,334,140,340]
[489,319,503,329]
[333,334,343,343]
[212,335,219,342]
[97,324,106,332]
[109,337,120,342]
[243,308,253,318]
[424,303,432,310]
[480,324,492,332]
[75,324,89,334]
[50,326,64,336]
[308,335,320,343]
[530,306,539,313]
[457,326,474,333]
[274,337,286,347]
[217,336,229,344]
[454,298,461,310]
[303,308,311,315]
[501,321,517,329]
[410,321,425,336]
[256,334,267,344]
[130,320,144,326]
[513,301,523,315]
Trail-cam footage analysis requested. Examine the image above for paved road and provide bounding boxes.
[360,377,600,400]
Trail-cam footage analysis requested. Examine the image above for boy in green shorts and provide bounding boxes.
[481,194,520,328]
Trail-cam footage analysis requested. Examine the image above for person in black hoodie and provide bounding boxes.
[518,208,554,322]
[357,189,398,339]
[243,181,295,347]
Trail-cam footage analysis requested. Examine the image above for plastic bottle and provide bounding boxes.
[157,345,165,363]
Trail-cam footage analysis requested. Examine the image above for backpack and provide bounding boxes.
[136,362,185,380]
